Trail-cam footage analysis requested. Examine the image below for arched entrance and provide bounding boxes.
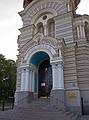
[30,51,52,98]
[38,59,52,97]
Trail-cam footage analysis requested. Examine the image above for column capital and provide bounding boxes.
[29,63,37,71]
[50,58,64,68]
[19,63,36,71]
[19,64,29,70]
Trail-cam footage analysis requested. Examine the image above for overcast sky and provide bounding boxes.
[0,0,89,61]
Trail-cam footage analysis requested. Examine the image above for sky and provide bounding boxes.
[0,0,89,61]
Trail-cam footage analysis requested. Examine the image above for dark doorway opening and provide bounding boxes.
[81,97,84,115]
[38,59,52,98]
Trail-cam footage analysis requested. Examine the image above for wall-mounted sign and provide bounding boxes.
[68,92,77,98]
[41,83,45,87]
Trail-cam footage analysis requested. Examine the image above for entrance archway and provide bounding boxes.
[30,51,52,98]
[38,59,52,97]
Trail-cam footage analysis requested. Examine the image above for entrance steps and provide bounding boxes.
[0,98,85,120]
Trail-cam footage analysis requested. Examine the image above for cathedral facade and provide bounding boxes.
[15,0,89,114]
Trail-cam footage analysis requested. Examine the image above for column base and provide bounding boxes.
[14,91,34,106]
[50,89,65,110]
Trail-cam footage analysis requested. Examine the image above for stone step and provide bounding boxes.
[0,98,84,120]
[78,115,89,120]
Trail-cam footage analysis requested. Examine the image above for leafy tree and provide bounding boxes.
[0,54,16,99]
[0,54,6,89]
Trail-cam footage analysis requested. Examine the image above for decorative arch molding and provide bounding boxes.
[19,0,67,24]
[19,34,64,65]
[24,44,56,64]
[24,0,63,13]
[31,9,57,25]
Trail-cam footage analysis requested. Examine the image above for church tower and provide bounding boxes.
[15,0,89,114]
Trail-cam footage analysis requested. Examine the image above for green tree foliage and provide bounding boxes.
[0,54,16,99]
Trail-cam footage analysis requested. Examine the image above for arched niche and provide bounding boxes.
[36,22,44,34]
[47,18,55,38]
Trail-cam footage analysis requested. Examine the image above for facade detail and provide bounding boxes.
[15,0,89,115]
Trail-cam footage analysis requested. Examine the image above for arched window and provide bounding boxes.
[85,22,89,41]
[48,19,55,37]
[37,22,44,34]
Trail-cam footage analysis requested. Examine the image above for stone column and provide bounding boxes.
[24,68,30,91]
[77,24,85,39]
[21,69,26,91]
[28,68,35,101]
[52,61,64,90]
[20,67,30,91]
[77,25,80,39]
[29,70,32,91]
[81,24,85,38]
[43,25,46,36]
[31,70,34,92]
[43,19,48,36]
[20,65,35,92]
[15,65,35,105]
[67,3,70,12]
[50,59,65,109]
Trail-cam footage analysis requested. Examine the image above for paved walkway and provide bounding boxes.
[0,98,88,120]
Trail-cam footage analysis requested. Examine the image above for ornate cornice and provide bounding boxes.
[19,24,35,33]
[19,0,66,17]
[74,15,89,25]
